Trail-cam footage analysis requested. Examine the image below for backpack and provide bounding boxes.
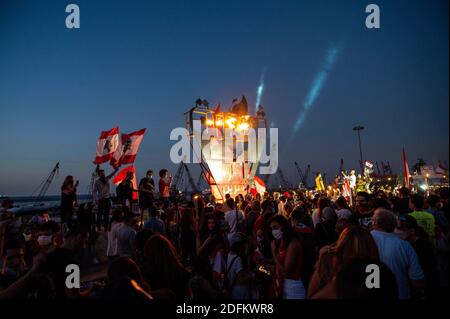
[223,255,239,296]
[224,255,258,299]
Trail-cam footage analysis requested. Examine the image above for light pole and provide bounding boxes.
[353,125,365,174]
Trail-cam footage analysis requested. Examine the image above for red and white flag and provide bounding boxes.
[93,127,119,164]
[111,128,146,168]
[342,177,351,198]
[402,147,410,188]
[113,165,138,200]
[250,175,266,196]
[365,160,374,169]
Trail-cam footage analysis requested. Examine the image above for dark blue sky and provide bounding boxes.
[0,0,448,196]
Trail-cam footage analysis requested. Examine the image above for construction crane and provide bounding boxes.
[171,162,200,195]
[276,167,292,190]
[295,164,311,188]
[32,162,59,203]
[294,162,306,188]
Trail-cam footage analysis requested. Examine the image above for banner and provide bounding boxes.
[111,128,146,168]
[93,127,119,164]
[402,147,410,188]
[113,165,138,200]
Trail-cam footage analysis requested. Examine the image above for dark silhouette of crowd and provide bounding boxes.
[0,175,448,300]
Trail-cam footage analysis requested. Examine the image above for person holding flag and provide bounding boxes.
[110,128,146,168]
[94,166,118,231]
[116,171,138,211]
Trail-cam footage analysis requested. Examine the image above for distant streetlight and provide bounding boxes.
[353,125,365,174]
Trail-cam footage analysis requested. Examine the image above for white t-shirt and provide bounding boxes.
[107,222,124,257]
[224,209,245,235]
[349,175,356,188]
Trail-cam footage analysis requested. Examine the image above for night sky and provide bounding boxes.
[0,0,448,196]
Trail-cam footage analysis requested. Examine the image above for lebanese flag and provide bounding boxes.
[111,128,146,167]
[251,175,266,196]
[113,165,138,200]
[365,160,374,169]
[343,177,351,197]
[402,147,410,188]
[93,127,119,164]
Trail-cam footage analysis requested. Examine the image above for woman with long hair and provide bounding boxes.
[268,215,305,299]
[308,226,379,299]
[313,197,338,249]
[60,176,78,225]
[141,234,191,299]
[196,213,227,290]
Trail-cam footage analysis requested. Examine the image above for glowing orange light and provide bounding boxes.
[205,119,214,126]
[237,122,249,131]
[226,117,237,128]
[215,119,223,126]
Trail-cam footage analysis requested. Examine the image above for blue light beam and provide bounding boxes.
[255,68,266,112]
[292,45,341,135]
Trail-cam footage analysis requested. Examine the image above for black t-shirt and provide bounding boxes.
[139,177,154,200]
[117,180,133,200]
[350,211,374,228]
[61,191,76,214]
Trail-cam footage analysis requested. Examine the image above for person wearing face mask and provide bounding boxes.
[35,221,58,254]
[396,214,439,299]
[138,170,155,217]
[290,206,315,290]
[269,215,305,299]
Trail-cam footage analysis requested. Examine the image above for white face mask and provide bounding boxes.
[37,235,53,246]
[272,229,283,240]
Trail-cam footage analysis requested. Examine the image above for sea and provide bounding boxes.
[1,194,93,208]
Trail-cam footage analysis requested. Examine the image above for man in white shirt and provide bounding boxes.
[94,168,118,230]
[224,198,244,240]
[370,208,425,299]
[349,170,357,196]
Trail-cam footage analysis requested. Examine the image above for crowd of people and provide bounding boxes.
[0,167,449,300]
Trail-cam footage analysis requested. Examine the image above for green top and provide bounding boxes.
[409,210,436,243]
